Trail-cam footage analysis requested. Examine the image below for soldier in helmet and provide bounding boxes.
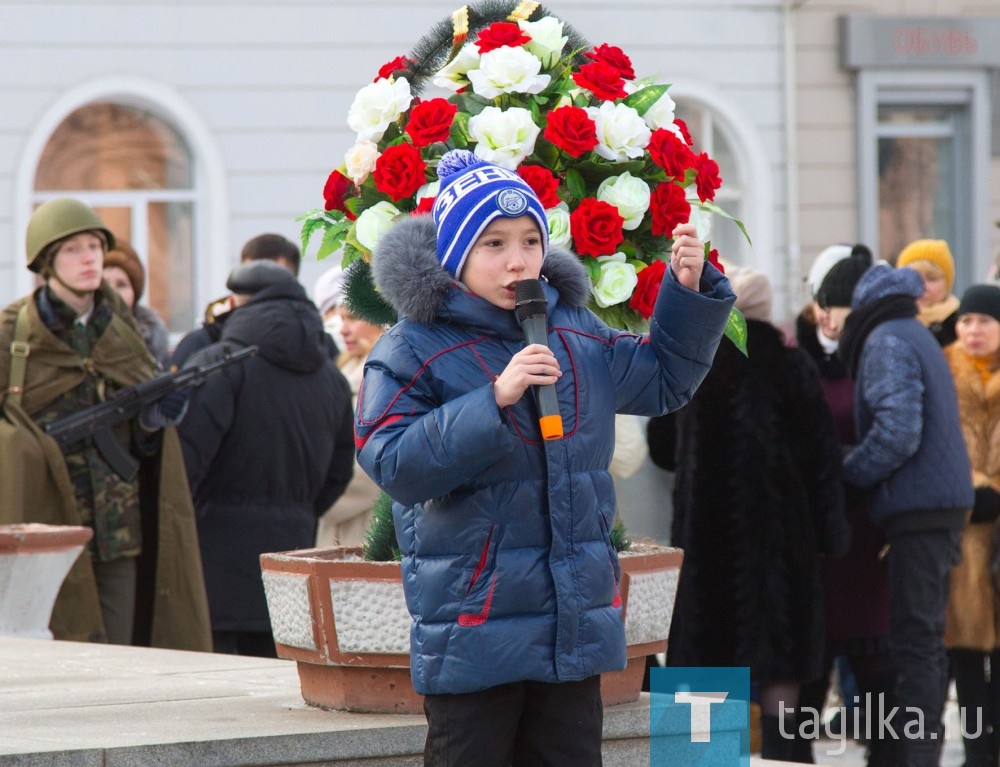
[0,197,211,651]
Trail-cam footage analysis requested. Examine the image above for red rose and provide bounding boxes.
[375,55,409,82]
[584,44,635,80]
[707,248,725,274]
[674,118,693,146]
[413,196,436,215]
[517,165,561,209]
[475,22,531,53]
[405,98,458,147]
[544,106,598,158]
[569,198,625,257]
[648,128,695,180]
[694,152,722,203]
[629,259,666,319]
[649,182,690,237]
[372,143,427,202]
[323,169,356,220]
[571,61,627,101]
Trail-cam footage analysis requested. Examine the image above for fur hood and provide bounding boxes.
[371,214,592,325]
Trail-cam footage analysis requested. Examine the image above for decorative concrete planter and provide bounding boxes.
[261,543,682,714]
[0,523,92,639]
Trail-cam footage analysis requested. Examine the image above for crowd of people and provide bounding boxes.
[1,187,999,767]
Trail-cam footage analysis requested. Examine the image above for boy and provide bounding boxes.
[355,150,734,766]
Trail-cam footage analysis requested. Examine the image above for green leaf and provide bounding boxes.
[450,112,472,148]
[565,168,587,202]
[451,92,492,117]
[622,84,670,117]
[582,255,601,283]
[299,214,329,258]
[694,200,753,246]
[724,306,749,356]
[573,159,645,189]
[316,220,349,261]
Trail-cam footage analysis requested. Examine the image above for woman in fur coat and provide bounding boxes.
[943,284,1000,767]
[658,266,849,762]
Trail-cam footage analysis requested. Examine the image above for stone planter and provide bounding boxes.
[261,543,682,714]
[0,523,93,639]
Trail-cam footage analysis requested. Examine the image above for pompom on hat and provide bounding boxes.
[957,284,1000,324]
[431,149,548,280]
[896,239,955,292]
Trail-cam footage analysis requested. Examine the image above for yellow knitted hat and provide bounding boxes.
[897,239,954,292]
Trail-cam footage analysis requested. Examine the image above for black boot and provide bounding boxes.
[761,714,797,761]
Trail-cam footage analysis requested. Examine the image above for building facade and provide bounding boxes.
[0,0,997,334]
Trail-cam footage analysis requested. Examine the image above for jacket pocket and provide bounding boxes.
[458,524,497,627]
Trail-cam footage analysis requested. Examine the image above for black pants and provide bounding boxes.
[886,528,961,767]
[422,676,603,767]
[950,649,1000,767]
[212,630,277,658]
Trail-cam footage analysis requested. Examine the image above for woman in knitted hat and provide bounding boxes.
[103,239,170,365]
[354,148,734,765]
[794,244,897,766]
[942,284,1000,767]
[896,238,960,346]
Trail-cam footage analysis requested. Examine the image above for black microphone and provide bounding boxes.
[514,279,564,441]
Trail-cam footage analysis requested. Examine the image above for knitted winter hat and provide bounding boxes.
[958,284,1000,323]
[815,244,874,309]
[103,238,146,301]
[806,244,852,299]
[728,266,772,322]
[897,239,955,292]
[431,149,548,280]
[313,265,345,315]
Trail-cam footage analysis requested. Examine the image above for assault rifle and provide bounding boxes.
[44,344,258,481]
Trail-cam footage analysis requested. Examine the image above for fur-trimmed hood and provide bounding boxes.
[371,214,592,326]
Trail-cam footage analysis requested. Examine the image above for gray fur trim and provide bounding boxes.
[371,214,591,325]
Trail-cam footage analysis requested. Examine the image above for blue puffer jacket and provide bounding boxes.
[843,264,972,532]
[355,215,735,695]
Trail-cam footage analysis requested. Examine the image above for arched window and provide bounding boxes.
[674,101,750,269]
[33,103,196,335]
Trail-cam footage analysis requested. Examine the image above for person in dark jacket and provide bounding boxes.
[354,149,735,767]
[796,244,896,767]
[177,260,355,657]
[102,238,170,366]
[839,263,974,767]
[651,266,849,762]
[170,233,303,366]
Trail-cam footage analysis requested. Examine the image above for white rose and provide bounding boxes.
[592,252,638,308]
[432,44,480,93]
[596,173,650,231]
[546,203,572,249]
[354,201,401,251]
[344,140,380,185]
[518,16,568,68]
[347,77,413,142]
[467,46,550,100]
[468,106,540,170]
[643,91,678,132]
[588,101,651,162]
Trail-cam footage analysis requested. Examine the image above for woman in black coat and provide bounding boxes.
[649,267,849,762]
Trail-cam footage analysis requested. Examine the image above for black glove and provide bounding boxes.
[971,486,1000,524]
[139,388,190,431]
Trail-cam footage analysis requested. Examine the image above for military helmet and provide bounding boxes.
[25,198,115,273]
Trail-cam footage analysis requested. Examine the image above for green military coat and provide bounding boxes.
[0,285,211,651]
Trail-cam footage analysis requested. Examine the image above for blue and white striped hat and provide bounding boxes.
[431,150,548,280]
